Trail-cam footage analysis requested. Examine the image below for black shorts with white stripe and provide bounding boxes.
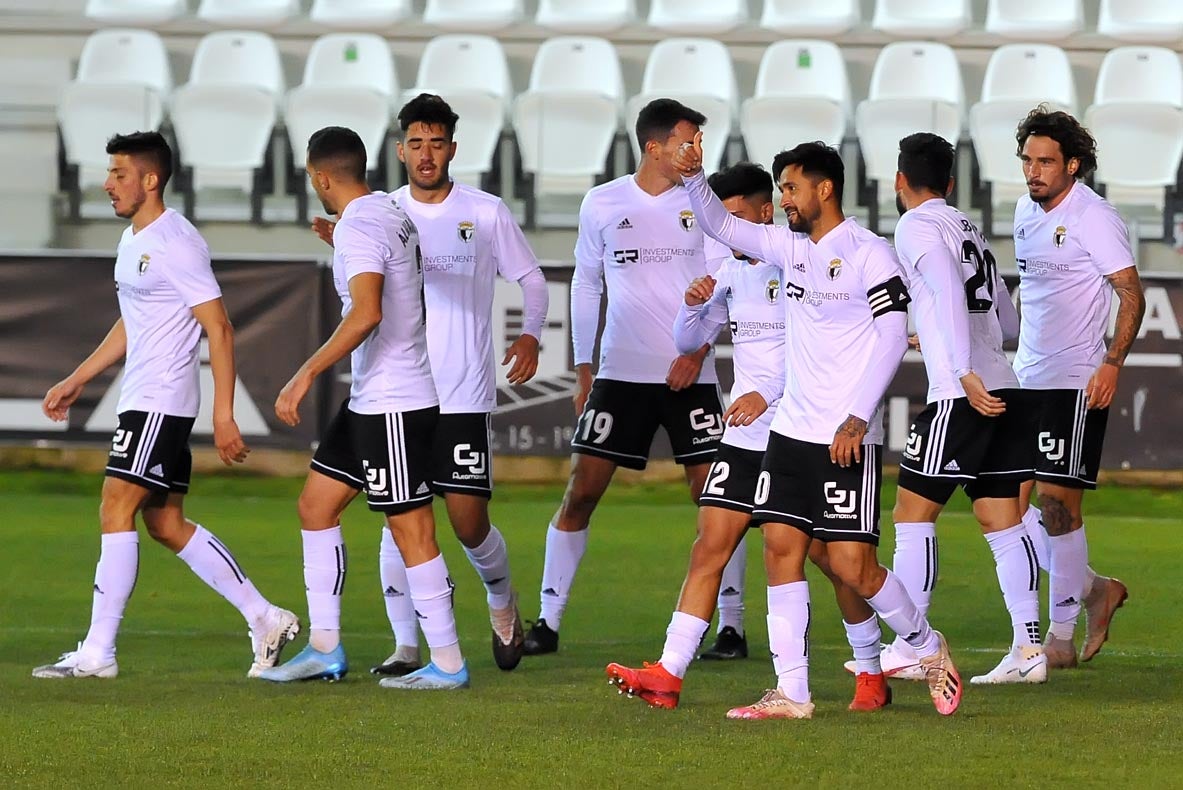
[104,410,194,494]
[750,432,883,545]
[1019,388,1109,490]
[431,412,493,498]
[697,442,765,515]
[897,391,1028,504]
[310,399,439,515]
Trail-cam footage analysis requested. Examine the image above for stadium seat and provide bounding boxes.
[58,29,172,200]
[1098,0,1183,44]
[513,37,623,221]
[871,0,971,38]
[84,0,187,24]
[408,35,512,188]
[535,0,636,34]
[985,0,1083,40]
[968,44,1076,232]
[196,0,297,27]
[855,42,963,229]
[309,0,413,29]
[647,0,748,34]
[1085,47,1183,236]
[740,41,850,170]
[422,0,523,31]
[759,0,859,36]
[626,38,737,175]
[170,31,284,222]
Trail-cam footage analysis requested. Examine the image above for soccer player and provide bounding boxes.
[1011,107,1144,667]
[32,131,299,680]
[259,126,467,690]
[521,99,724,655]
[673,135,962,719]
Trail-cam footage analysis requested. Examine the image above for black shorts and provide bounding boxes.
[698,442,765,515]
[432,412,492,498]
[1020,388,1109,490]
[751,433,883,545]
[311,399,439,515]
[105,410,194,494]
[898,391,1028,504]
[571,379,723,470]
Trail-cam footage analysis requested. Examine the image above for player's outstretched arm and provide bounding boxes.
[192,299,249,465]
[1087,265,1145,409]
[42,318,128,421]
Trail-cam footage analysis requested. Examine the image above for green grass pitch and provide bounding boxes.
[0,470,1180,788]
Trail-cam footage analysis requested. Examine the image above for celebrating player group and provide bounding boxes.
[33,94,1144,720]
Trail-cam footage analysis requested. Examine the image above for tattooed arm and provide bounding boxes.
[1086,266,1145,410]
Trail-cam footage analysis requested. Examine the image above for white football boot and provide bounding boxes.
[844,640,926,681]
[248,606,301,678]
[32,644,118,679]
[970,645,1048,685]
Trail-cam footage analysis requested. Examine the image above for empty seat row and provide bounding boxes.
[82,0,1183,42]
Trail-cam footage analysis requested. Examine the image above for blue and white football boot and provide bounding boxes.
[257,643,348,682]
[377,661,469,690]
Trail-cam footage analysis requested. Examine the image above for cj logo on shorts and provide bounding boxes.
[363,460,388,495]
[1038,432,1065,462]
[904,431,922,460]
[823,481,857,518]
[689,408,725,441]
[111,429,134,458]
[452,443,487,480]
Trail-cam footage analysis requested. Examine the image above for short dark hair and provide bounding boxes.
[397,93,459,139]
[635,98,707,149]
[307,126,367,183]
[1015,104,1097,180]
[897,132,955,194]
[106,131,172,191]
[771,141,844,204]
[708,162,774,203]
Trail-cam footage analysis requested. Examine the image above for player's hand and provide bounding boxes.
[959,372,1006,417]
[1086,361,1120,409]
[502,334,540,385]
[311,217,336,248]
[275,370,314,427]
[42,377,83,422]
[213,416,250,465]
[573,365,594,416]
[672,131,705,179]
[723,391,768,427]
[908,334,922,352]
[829,414,868,468]
[666,351,705,391]
[684,275,717,306]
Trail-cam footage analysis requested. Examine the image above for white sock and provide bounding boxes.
[659,611,710,679]
[1048,527,1089,640]
[767,581,810,703]
[866,570,939,658]
[303,526,346,653]
[464,525,513,610]
[405,553,464,674]
[844,616,883,675]
[176,524,270,626]
[80,531,139,662]
[1022,505,1051,572]
[889,521,936,658]
[378,528,419,656]
[538,524,588,630]
[983,524,1042,649]
[717,533,746,635]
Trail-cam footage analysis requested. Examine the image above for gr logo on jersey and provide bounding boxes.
[679,210,696,231]
[457,220,475,243]
[827,258,843,280]
[1038,431,1065,462]
[363,460,388,494]
[823,481,858,518]
[766,278,780,304]
[138,254,150,275]
[1054,225,1067,248]
[612,249,640,265]
[452,443,487,480]
[689,408,724,443]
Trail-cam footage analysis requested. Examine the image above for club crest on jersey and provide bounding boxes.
[827,258,843,280]
[679,210,696,231]
[766,278,780,304]
[138,254,150,275]
[457,220,475,243]
[1054,225,1067,248]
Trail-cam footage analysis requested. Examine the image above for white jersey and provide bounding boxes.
[572,174,718,384]
[894,199,1018,402]
[113,208,221,418]
[1013,182,1134,390]
[392,183,540,413]
[332,192,437,414]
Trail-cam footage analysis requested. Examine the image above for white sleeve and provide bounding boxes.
[516,267,549,339]
[492,199,541,282]
[896,215,972,376]
[995,268,1020,342]
[164,238,222,308]
[752,355,786,407]
[850,241,911,421]
[672,287,728,355]
[336,218,391,281]
[1082,201,1135,277]
[682,171,792,269]
[571,194,606,367]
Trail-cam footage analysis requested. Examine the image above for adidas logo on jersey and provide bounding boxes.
[616,218,633,230]
[1017,227,1025,239]
[148,463,164,477]
[416,482,430,495]
[943,460,961,472]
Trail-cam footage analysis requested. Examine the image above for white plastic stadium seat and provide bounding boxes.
[85,0,186,24]
[408,35,512,187]
[58,29,173,189]
[535,0,636,34]
[170,31,284,212]
[196,0,297,27]
[855,43,963,212]
[423,0,523,32]
[985,0,1082,40]
[1098,0,1183,44]
[1085,47,1183,218]
[627,38,737,175]
[309,0,413,29]
[871,0,971,38]
[759,0,859,36]
[513,37,623,197]
[647,0,748,34]
[741,41,850,171]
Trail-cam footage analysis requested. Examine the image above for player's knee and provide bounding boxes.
[831,557,884,599]
[296,492,336,530]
